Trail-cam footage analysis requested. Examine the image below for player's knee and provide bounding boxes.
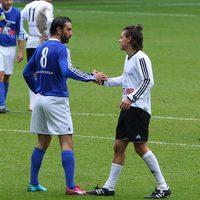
[113,143,125,154]
[134,144,149,157]
[0,72,5,81]
[37,142,50,151]
[134,147,143,156]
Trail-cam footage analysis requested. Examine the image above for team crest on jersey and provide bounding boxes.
[0,12,5,21]
[123,87,135,95]
[0,21,15,37]
[3,22,11,34]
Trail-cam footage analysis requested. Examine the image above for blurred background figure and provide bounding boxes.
[0,0,25,113]
[21,0,54,111]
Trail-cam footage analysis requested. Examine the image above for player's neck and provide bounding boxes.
[127,48,137,58]
[51,35,61,42]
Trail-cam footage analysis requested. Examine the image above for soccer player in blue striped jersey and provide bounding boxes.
[0,0,25,113]
[23,16,108,195]
[87,25,171,198]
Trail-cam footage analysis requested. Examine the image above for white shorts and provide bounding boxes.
[0,46,16,74]
[30,94,73,135]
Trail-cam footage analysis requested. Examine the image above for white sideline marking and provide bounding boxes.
[72,112,200,122]
[56,9,198,18]
[9,110,200,122]
[0,128,199,148]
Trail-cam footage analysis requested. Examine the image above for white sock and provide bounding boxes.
[103,163,123,191]
[142,150,168,190]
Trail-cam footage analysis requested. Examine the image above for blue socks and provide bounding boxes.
[0,82,5,106]
[30,147,45,186]
[62,150,76,189]
[0,82,9,106]
[4,82,9,101]
[30,148,76,188]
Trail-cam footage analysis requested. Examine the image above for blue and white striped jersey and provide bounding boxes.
[23,39,96,97]
[104,50,154,114]
[0,5,24,46]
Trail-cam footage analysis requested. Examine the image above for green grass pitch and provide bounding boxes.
[0,0,200,199]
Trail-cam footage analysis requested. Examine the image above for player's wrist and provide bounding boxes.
[127,95,136,103]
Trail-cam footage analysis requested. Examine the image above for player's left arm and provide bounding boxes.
[16,11,26,63]
[60,48,107,82]
[46,4,54,25]
[44,6,54,39]
[16,40,24,63]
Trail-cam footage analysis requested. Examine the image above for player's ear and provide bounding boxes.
[56,27,62,35]
[127,36,132,43]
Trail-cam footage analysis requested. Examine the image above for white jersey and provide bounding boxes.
[21,0,53,48]
[104,50,154,114]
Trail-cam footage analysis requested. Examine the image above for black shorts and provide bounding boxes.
[26,48,36,61]
[116,107,151,143]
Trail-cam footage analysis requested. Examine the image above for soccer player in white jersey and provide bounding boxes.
[87,25,171,198]
[0,0,25,113]
[21,0,54,111]
[23,16,108,195]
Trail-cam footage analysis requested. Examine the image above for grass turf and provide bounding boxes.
[0,0,200,200]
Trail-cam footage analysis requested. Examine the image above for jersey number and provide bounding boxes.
[40,47,49,68]
[28,7,36,22]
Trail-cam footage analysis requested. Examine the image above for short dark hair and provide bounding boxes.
[50,16,72,36]
[123,24,143,50]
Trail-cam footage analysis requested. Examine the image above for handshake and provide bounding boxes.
[93,69,109,85]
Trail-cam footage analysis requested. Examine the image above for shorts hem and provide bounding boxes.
[116,137,147,143]
[30,131,74,135]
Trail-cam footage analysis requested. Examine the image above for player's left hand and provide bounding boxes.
[120,98,132,110]
[40,34,49,43]
[17,52,23,63]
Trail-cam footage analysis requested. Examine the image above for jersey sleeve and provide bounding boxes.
[17,11,27,40]
[45,5,54,37]
[23,50,37,93]
[59,47,96,82]
[104,76,123,86]
[127,57,154,103]
[21,6,27,21]
[45,4,54,23]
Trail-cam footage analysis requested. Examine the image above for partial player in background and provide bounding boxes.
[87,25,171,198]
[0,0,25,113]
[21,0,54,111]
[23,16,108,195]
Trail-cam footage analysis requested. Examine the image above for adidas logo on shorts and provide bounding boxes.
[135,134,141,139]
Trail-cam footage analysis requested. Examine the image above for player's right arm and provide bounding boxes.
[104,76,123,86]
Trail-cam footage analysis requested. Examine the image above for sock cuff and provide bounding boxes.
[62,150,74,156]
[112,163,124,169]
[142,150,152,159]
[34,147,45,154]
